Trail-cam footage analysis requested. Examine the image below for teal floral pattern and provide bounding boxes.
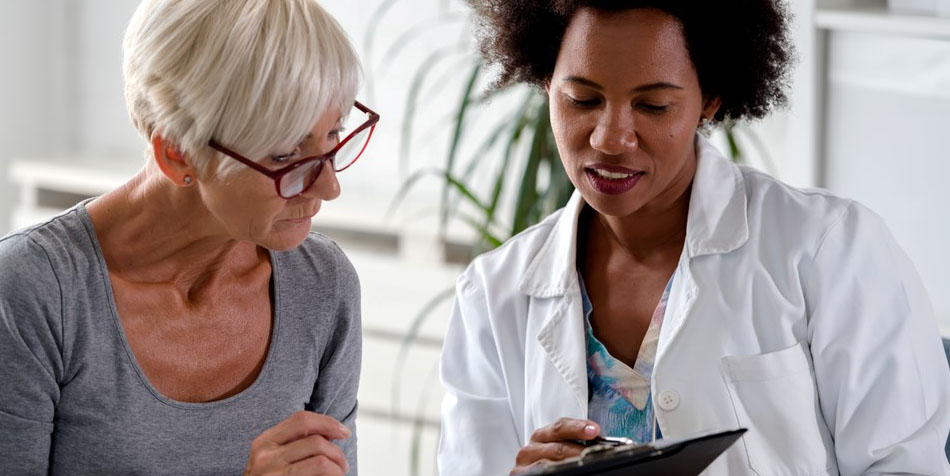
[579,273,673,443]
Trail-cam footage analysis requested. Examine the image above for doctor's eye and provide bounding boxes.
[564,94,601,109]
[637,103,671,114]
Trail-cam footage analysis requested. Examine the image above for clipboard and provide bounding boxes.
[519,428,747,476]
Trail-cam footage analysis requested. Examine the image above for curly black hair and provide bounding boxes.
[467,0,794,122]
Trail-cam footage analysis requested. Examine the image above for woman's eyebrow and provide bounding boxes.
[562,75,603,90]
[561,75,683,93]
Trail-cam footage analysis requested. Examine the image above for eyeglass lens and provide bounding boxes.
[333,111,374,171]
[277,106,374,198]
[280,160,324,198]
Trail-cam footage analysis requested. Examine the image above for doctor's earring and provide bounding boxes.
[183,175,193,186]
[698,116,713,135]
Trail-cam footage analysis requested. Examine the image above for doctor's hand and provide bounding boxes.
[244,411,351,476]
[510,418,601,475]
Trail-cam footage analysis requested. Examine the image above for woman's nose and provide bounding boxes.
[589,110,638,155]
[308,161,341,201]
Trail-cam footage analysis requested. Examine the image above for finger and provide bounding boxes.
[511,458,555,475]
[515,442,585,467]
[281,434,348,472]
[290,454,345,476]
[530,418,599,443]
[258,411,351,446]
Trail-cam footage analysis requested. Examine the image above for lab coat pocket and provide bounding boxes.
[721,342,838,476]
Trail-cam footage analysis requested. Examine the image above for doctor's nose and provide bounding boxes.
[590,112,638,155]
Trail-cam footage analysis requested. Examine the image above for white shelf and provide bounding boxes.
[816,6,950,39]
[10,160,133,197]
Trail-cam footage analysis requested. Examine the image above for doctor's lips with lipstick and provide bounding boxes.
[585,163,646,195]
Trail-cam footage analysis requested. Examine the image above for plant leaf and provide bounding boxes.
[443,170,490,214]
[439,62,483,229]
[386,167,440,219]
[387,167,491,220]
[512,99,550,235]
[724,124,742,163]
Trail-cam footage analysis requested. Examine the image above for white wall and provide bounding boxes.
[0,1,71,234]
[72,0,143,159]
[823,31,950,333]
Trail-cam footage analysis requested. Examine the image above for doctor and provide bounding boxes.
[439,1,950,475]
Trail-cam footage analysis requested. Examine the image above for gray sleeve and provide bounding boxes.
[305,242,362,475]
[0,235,65,475]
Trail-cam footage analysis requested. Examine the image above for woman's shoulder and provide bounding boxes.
[0,210,93,345]
[740,166,852,213]
[0,207,94,283]
[282,231,355,274]
[0,231,57,287]
[277,231,359,303]
[737,165,885,249]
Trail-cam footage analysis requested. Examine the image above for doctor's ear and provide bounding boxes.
[150,133,197,187]
[701,97,723,124]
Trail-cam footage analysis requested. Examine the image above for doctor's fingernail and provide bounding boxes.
[339,424,351,437]
[584,425,598,437]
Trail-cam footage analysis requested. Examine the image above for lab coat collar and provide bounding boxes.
[519,135,749,298]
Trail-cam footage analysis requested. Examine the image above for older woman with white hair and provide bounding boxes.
[0,1,377,475]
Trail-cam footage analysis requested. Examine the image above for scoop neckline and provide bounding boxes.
[76,201,283,409]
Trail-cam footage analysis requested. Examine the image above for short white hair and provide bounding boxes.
[123,0,361,177]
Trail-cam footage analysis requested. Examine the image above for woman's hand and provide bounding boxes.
[510,418,600,475]
[244,411,351,476]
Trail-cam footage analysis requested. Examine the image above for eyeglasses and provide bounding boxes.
[209,101,379,199]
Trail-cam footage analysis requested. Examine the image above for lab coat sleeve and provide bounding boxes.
[804,202,950,476]
[438,272,522,476]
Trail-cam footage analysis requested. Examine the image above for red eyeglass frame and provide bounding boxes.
[208,100,380,199]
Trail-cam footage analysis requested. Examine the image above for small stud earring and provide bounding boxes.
[183,175,193,185]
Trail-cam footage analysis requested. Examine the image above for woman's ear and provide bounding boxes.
[701,96,723,123]
[151,132,197,187]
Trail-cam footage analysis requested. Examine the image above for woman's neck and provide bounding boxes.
[85,166,265,292]
[589,160,693,263]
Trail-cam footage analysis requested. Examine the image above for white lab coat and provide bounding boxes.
[438,136,950,476]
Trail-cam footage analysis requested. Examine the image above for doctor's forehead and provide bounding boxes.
[554,8,695,86]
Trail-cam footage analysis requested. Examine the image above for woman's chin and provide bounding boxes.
[260,223,312,251]
[581,189,647,218]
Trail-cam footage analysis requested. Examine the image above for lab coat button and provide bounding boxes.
[657,390,680,411]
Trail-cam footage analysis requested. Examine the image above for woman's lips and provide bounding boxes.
[285,214,314,224]
[585,164,645,195]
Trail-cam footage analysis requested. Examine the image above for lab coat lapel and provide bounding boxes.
[683,135,749,258]
[657,136,749,360]
[530,292,588,423]
[521,192,589,422]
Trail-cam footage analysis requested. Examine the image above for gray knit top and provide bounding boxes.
[0,204,361,475]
